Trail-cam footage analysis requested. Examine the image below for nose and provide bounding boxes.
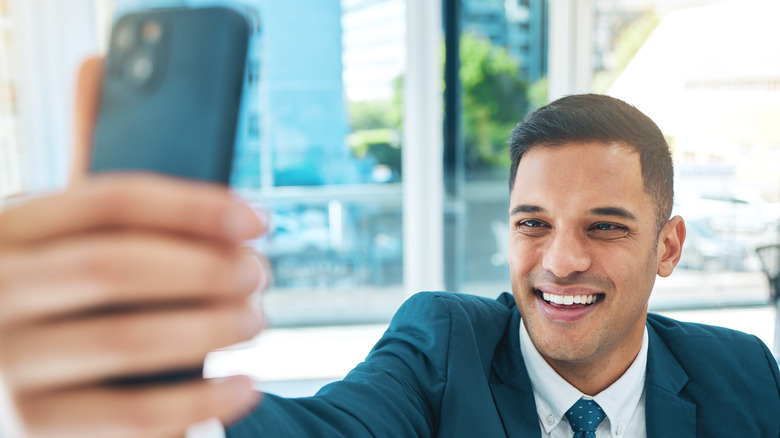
[541,229,592,278]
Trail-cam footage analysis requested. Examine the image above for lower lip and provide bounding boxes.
[536,292,601,322]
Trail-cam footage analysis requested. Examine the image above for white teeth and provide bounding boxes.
[542,292,598,306]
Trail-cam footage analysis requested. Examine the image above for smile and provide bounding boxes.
[540,291,601,306]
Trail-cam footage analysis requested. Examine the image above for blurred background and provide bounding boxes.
[1,0,778,395]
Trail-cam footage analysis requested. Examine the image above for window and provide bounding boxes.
[0,0,21,199]
[596,0,779,311]
[445,0,548,295]
[114,0,410,325]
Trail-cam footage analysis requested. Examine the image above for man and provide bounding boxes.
[224,95,780,437]
[1,60,778,437]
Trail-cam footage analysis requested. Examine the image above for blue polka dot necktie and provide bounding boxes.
[565,398,606,438]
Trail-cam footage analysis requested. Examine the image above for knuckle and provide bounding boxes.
[75,243,126,287]
[112,395,164,436]
[81,181,126,224]
[101,316,148,366]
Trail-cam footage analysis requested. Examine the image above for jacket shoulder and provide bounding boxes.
[397,291,515,322]
[647,312,762,343]
[646,312,780,435]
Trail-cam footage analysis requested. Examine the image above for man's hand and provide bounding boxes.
[0,58,269,437]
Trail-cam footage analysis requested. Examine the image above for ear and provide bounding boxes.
[69,56,104,186]
[656,215,686,277]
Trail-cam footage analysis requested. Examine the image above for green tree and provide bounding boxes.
[458,33,529,170]
[347,33,531,177]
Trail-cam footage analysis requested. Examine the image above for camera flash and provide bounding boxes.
[142,20,163,44]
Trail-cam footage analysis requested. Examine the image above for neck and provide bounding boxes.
[545,325,645,396]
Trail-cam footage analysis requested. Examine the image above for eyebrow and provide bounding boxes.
[509,204,545,216]
[589,206,637,221]
[509,204,638,221]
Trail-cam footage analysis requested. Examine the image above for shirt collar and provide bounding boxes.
[519,319,648,435]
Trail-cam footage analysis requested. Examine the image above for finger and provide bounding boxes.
[3,302,262,393]
[0,173,267,245]
[71,56,105,185]
[16,375,260,438]
[0,232,263,325]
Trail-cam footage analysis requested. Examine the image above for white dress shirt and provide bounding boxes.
[187,417,226,438]
[519,320,648,438]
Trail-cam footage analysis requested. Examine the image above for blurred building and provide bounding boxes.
[462,0,548,82]
[341,0,405,102]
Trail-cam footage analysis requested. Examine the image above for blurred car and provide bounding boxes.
[678,218,749,271]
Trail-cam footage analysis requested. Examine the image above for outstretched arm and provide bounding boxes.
[0,57,269,438]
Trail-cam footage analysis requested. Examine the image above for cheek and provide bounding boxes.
[607,247,657,303]
[508,238,532,273]
[508,238,540,294]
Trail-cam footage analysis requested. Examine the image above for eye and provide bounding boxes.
[589,222,628,239]
[518,219,545,228]
[514,219,550,236]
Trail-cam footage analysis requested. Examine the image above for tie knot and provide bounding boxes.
[565,398,606,437]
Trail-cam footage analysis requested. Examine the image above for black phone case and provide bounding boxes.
[91,6,250,184]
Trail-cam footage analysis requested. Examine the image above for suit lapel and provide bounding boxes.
[645,323,697,438]
[489,311,541,436]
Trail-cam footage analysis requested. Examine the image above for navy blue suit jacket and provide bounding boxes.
[228,292,780,437]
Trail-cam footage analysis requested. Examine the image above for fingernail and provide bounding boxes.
[222,203,262,240]
[211,375,254,396]
[211,375,262,425]
[241,306,263,339]
[235,253,261,293]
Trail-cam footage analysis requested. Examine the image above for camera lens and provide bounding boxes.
[129,53,154,82]
[114,22,134,50]
[141,20,163,44]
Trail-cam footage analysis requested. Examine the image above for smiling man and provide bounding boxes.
[226,95,780,437]
[2,91,779,438]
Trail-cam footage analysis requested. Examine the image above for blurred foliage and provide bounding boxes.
[592,12,660,94]
[348,33,533,176]
[458,33,529,169]
[346,128,401,172]
[527,76,547,112]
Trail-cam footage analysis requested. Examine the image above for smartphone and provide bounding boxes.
[91,6,251,385]
[91,6,250,184]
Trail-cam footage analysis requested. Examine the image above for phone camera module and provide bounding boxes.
[141,20,163,44]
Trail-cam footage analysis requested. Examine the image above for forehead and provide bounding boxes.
[510,142,650,214]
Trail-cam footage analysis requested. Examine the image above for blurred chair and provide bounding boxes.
[756,243,780,363]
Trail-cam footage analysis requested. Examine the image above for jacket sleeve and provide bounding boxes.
[225,292,454,438]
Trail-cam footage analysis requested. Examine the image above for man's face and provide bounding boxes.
[509,142,669,378]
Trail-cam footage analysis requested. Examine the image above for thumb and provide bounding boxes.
[70,56,105,186]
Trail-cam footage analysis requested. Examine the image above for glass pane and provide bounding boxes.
[114,0,407,325]
[454,0,549,294]
[595,0,779,308]
[0,2,21,199]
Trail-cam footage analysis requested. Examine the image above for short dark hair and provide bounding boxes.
[508,94,673,232]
